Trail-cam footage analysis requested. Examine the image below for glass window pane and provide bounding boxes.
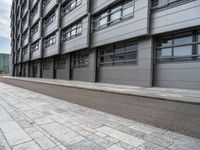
[157,37,172,47]
[173,46,192,57]
[174,34,193,45]
[198,44,200,55]
[115,53,125,61]
[111,6,121,22]
[123,3,133,18]
[126,41,137,51]
[115,43,125,53]
[126,51,137,60]
[198,32,200,41]
[100,16,107,27]
[157,48,172,57]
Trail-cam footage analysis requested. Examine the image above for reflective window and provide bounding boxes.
[44,33,56,48]
[72,50,89,68]
[61,0,82,17]
[174,34,192,45]
[98,40,138,66]
[152,0,183,8]
[156,30,200,62]
[198,44,200,55]
[93,0,134,31]
[173,46,192,57]
[62,21,82,42]
[157,48,172,58]
[43,11,56,28]
[31,41,39,53]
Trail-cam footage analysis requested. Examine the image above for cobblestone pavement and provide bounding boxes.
[0,83,199,150]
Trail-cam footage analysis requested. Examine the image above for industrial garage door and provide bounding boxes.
[154,31,200,89]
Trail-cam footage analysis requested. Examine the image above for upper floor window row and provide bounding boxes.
[22,46,28,56]
[61,0,81,18]
[93,0,135,31]
[42,0,51,8]
[43,11,56,28]
[31,41,39,53]
[62,21,82,42]
[22,14,28,27]
[31,22,39,35]
[152,0,185,9]
[44,33,56,48]
[156,30,200,62]
[30,4,38,19]
[21,0,27,15]
[22,30,28,41]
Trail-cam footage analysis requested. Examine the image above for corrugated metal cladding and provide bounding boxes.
[10,0,200,89]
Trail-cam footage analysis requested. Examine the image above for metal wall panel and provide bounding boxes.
[98,38,153,87]
[151,0,200,34]
[55,55,70,80]
[62,17,90,54]
[43,31,59,58]
[72,50,96,82]
[42,58,54,79]
[154,61,200,89]
[61,0,88,28]
[91,0,150,47]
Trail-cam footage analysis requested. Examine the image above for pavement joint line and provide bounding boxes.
[2,77,200,105]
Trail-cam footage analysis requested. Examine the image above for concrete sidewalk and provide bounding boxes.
[3,76,200,104]
[0,82,200,150]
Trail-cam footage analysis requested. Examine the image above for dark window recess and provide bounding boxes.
[55,56,66,69]
[156,30,200,62]
[31,22,39,35]
[92,0,134,31]
[152,0,190,9]
[43,11,56,28]
[61,0,81,18]
[42,0,51,8]
[98,40,138,67]
[31,41,39,53]
[22,46,28,56]
[72,50,89,68]
[62,21,82,42]
[44,33,56,48]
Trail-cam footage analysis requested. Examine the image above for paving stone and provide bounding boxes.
[116,142,133,150]
[35,136,56,149]
[107,144,126,150]
[25,127,44,139]
[12,141,41,150]
[143,134,173,148]
[87,134,114,148]
[95,132,107,138]
[0,129,11,150]
[41,122,85,146]
[34,117,54,125]
[47,146,62,150]
[68,140,105,150]
[17,120,32,129]
[97,126,145,147]
[129,123,164,135]
[135,142,166,150]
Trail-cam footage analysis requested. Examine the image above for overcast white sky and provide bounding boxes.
[0,0,12,54]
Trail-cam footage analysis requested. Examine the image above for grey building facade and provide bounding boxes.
[10,0,200,89]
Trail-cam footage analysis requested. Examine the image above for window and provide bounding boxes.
[93,0,134,31]
[30,4,38,19]
[98,40,138,66]
[43,11,56,28]
[61,0,82,17]
[31,22,39,35]
[156,31,200,62]
[72,50,89,68]
[22,14,27,27]
[152,0,187,9]
[31,41,39,53]
[22,46,28,56]
[44,33,56,48]
[22,30,28,41]
[42,0,51,8]
[62,21,82,41]
[55,56,66,69]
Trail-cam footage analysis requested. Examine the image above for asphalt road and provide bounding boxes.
[0,78,200,139]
